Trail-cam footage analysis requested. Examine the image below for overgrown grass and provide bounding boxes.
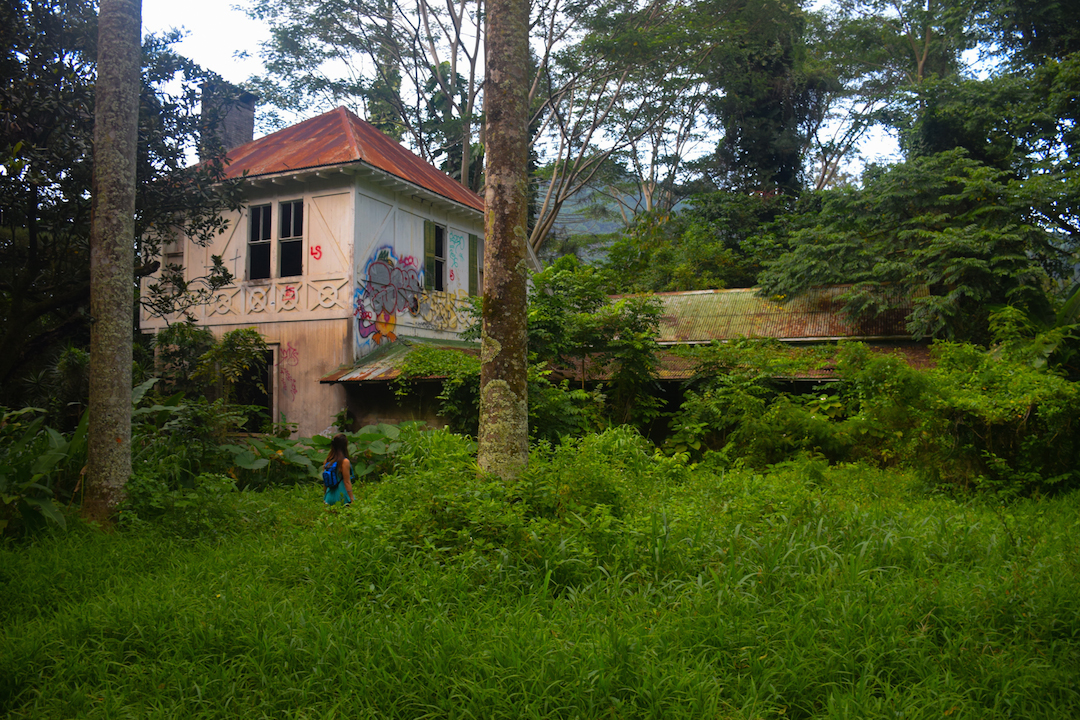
[3,429,1080,718]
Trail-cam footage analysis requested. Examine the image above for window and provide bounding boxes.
[468,233,480,296]
[162,236,184,272]
[248,204,271,280]
[424,220,446,292]
[159,236,185,293]
[279,199,303,278]
[247,201,305,280]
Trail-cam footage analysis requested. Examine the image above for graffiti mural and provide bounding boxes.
[354,246,421,354]
[417,289,472,331]
[279,341,300,400]
[447,229,466,287]
[354,243,475,357]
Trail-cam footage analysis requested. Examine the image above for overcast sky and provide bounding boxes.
[142,1,268,85]
[139,0,900,167]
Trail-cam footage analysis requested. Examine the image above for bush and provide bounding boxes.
[345,425,700,592]
[122,471,243,539]
[0,407,86,536]
[665,340,1080,496]
[918,342,1080,495]
[131,395,241,488]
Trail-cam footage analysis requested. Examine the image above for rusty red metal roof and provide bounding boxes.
[224,106,484,213]
[653,286,922,344]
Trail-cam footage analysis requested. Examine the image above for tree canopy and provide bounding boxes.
[0,0,244,404]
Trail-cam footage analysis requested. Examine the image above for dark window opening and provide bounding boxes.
[468,233,479,296]
[234,350,274,432]
[279,200,303,277]
[249,243,271,280]
[280,200,303,238]
[433,225,445,292]
[424,220,447,292]
[280,240,303,277]
[248,204,271,280]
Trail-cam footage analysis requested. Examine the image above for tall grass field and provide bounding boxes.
[3,427,1079,718]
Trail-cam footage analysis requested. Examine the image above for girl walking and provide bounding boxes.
[323,433,354,506]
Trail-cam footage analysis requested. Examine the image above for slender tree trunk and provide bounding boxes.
[83,0,141,523]
[478,0,530,479]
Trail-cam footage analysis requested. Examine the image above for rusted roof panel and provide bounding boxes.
[320,337,480,383]
[553,345,934,383]
[224,106,484,214]
[654,286,920,344]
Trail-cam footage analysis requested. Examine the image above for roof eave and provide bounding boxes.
[240,160,484,218]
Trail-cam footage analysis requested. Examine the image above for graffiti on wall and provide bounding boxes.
[416,289,471,331]
[447,229,465,286]
[278,341,300,400]
[353,244,474,357]
[354,246,420,352]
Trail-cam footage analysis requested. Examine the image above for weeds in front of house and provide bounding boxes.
[3,427,1080,718]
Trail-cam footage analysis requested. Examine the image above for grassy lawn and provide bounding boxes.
[3,430,1080,718]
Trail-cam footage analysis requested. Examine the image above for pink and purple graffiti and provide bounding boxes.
[354,246,421,349]
[278,341,300,399]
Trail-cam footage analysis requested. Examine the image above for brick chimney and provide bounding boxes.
[200,82,258,160]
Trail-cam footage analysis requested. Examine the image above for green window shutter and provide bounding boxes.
[424,220,435,291]
[468,234,479,296]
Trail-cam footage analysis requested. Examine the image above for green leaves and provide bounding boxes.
[759,149,1061,342]
[0,406,88,534]
[193,328,270,406]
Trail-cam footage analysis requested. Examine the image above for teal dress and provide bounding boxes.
[323,461,351,506]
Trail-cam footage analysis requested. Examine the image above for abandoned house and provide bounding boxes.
[141,104,533,437]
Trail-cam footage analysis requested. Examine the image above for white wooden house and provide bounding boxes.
[141,106,505,436]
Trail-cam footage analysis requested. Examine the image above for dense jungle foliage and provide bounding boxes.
[4,0,1080,712]
[3,424,1080,718]
[5,316,1079,539]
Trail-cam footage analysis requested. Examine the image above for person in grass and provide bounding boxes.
[323,433,354,507]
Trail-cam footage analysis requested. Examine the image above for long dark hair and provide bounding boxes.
[326,433,350,467]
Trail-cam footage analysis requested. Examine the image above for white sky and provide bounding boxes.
[140,0,901,174]
[141,1,268,86]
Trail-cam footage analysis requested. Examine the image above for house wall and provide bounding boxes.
[225,317,350,436]
[142,175,356,437]
[351,189,484,362]
[141,170,484,437]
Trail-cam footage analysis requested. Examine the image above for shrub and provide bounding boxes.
[131,395,241,488]
[664,339,1080,496]
[0,407,86,536]
[152,320,216,396]
[122,471,242,539]
[918,342,1080,495]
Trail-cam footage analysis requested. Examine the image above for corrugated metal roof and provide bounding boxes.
[653,286,920,344]
[224,106,485,214]
[548,345,933,383]
[655,345,933,381]
[323,287,931,385]
[320,337,480,383]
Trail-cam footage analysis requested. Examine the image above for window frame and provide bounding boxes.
[248,204,272,280]
[424,220,446,292]
[278,199,304,278]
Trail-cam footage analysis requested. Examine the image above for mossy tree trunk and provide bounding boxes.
[478,0,530,480]
[83,0,141,523]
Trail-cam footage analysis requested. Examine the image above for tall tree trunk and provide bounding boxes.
[478,0,530,479]
[83,0,141,523]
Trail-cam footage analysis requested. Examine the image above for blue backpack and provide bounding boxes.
[322,460,342,489]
